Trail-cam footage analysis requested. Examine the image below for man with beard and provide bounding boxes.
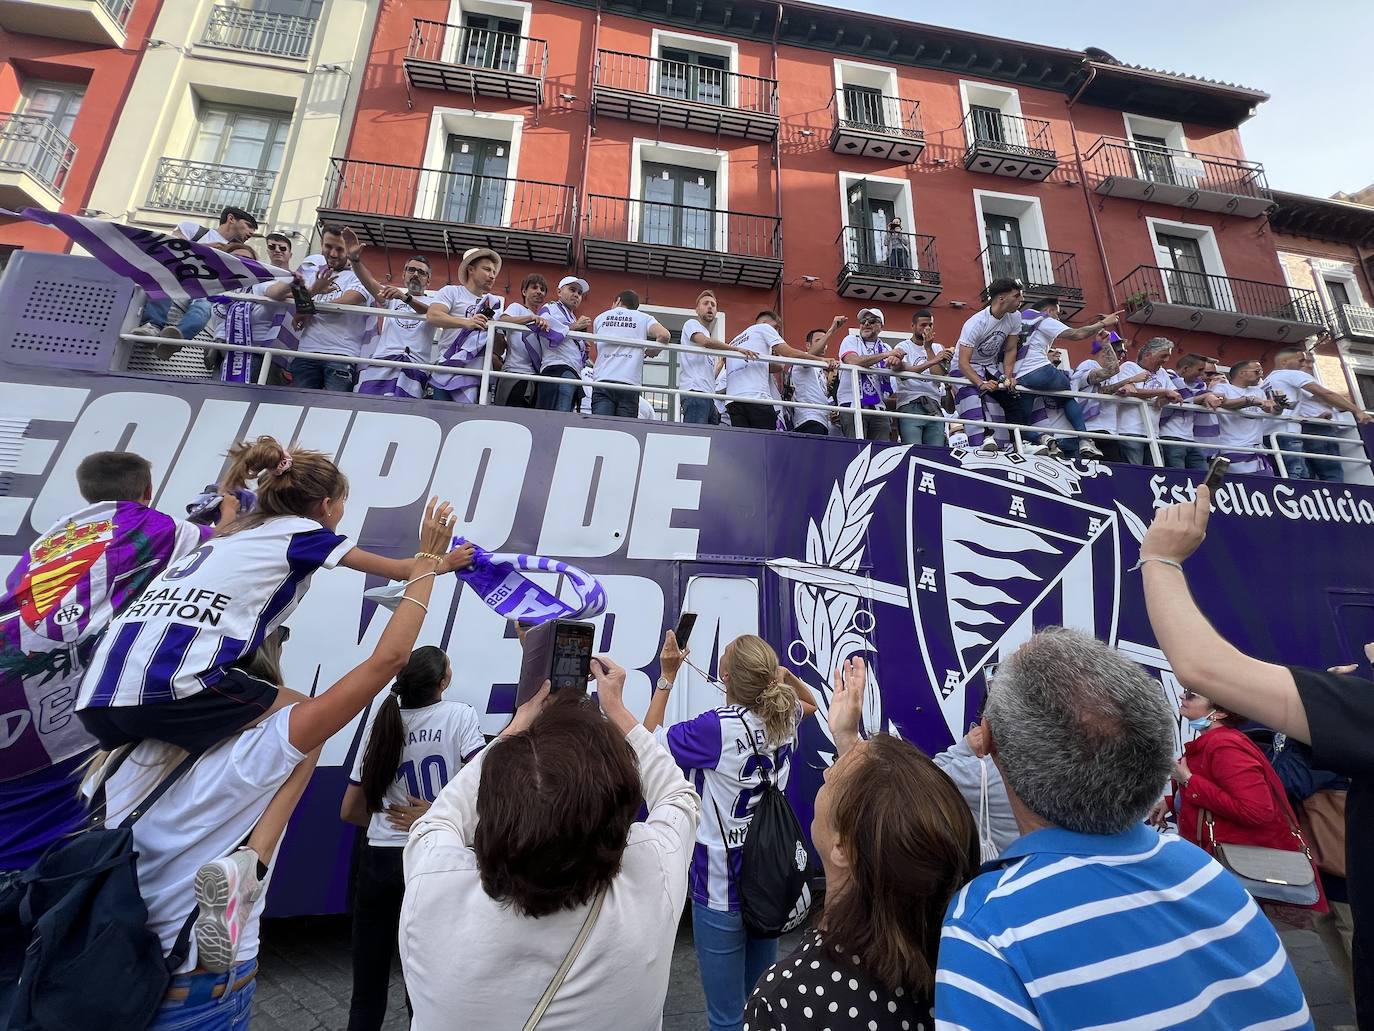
[1206,359,1279,474]
[424,247,506,403]
[836,307,904,440]
[350,255,437,400]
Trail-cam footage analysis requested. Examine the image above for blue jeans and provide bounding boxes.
[291,357,354,391]
[1303,422,1345,482]
[1118,439,1148,465]
[148,960,256,1030]
[1017,365,1086,455]
[682,397,720,425]
[1275,434,1310,480]
[897,398,946,446]
[591,384,640,418]
[692,901,778,1031]
[1162,438,1208,471]
[144,297,211,339]
[537,365,582,412]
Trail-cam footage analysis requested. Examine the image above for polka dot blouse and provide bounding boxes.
[744,929,932,1031]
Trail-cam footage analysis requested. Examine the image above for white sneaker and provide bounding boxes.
[1027,442,1054,456]
[977,440,1000,455]
[153,326,184,360]
[1081,440,1103,459]
[193,847,264,972]
[132,323,159,336]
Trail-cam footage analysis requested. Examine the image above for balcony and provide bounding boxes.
[0,113,76,211]
[979,245,1084,316]
[828,91,924,164]
[592,50,779,143]
[1337,304,1374,343]
[0,0,131,46]
[1118,265,1327,343]
[582,195,782,289]
[1084,137,1273,219]
[317,158,574,264]
[145,158,276,221]
[962,110,1057,181]
[836,226,940,306]
[200,3,317,60]
[405,19,547,104]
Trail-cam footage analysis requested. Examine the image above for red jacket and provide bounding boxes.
[1174,725,1305,854]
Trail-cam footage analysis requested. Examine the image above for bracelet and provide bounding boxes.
[405,571,438,589]
[1129,557,1184,573]
[414,552,443,563]
[398,595,428,614]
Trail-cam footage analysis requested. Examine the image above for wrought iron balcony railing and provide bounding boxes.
[979,244,1081,301]
[145,158,277,220]
[100,0,134,26]
[0,112,77,197]
[407,18,548,80]
[200,3,317,59]
[1118,265,1326,327]
[840,225,939,284]
[583,194,781,259]
[593,49,778,116]
[829,90,923,138]
[1083,136,1270,200]
[1336,303,1374,342]
[320,158,575,235]
[963,110,1056,160]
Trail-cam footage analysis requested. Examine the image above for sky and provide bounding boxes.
[839,0,1373,199]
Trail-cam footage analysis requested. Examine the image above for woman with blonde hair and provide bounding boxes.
[644,630,817,1031]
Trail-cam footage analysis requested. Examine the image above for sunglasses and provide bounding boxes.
[1180,689,1198,701]
[859,317,881,326]
[404,267,430,276]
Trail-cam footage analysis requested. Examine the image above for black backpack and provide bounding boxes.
[6,750,201,1031]
[713,715,812,939]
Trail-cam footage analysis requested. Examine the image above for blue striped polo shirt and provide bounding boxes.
[934,823,1312,1030]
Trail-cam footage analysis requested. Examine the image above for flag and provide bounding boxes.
[3,207,284,300]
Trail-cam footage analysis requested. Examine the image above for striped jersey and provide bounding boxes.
[655,704,796,913]
[77,516,351,709]
[934,823,1313,1030]
[1,502,208,778]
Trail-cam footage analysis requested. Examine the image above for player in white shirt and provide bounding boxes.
[836,307,904,440]
[891,309,952,446]
[341,646,485,1028]
[1112,337,1186,464]
[723,310,822,431]
[422,247,505,403]
[1071,332,1131,462]
[680,291,759,425]
[1159,352,1223,470]
[1265,346,1371,481]
[532,276,595,412]
[340,254,438,400]
[953,278,1026,450]
[1013,301,1122,458]
[1206,358,1280,474]
[589,290,671,418]
[787,316,845,435]
[493,273,552,408]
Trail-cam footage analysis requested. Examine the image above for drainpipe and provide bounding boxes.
[1065,63,1118,311]
[572,0,602,276]
[771,2,784,319]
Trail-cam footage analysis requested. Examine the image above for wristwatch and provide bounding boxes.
[656,676,674,693]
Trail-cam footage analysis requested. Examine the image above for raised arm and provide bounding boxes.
[644,630,686,734]
[339,540,475,581]
[1055,311,1123,343]
[1305,381,1372,423]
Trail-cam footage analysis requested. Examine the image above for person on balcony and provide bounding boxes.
[837,308,905,441]
[134,206,260,360]
[723,311,820,431]
[264,232,294,269]
[1071,331,1128,462]
[588,290,671,419]
[890,309,951,447]
[493,273,551,409]
[953,278,1028,452]
[534,276,594,413]
[424,247,505,403]
[1157,353,1222,470]
[1265,346,1371,481]
[1113,338,1184,465]
[1206,358,1279,474]
[884,216,912,276]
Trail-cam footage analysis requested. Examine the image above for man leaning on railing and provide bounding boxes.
[1113,338,1182,466]
[890,309,952,448]
[837,308,905,441]
[1206,359,1279,475]
[1264,345,1371,483]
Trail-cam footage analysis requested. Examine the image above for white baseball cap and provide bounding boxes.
[558,275,590,294]
[857,307,885,324]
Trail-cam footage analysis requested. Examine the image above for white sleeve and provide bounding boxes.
[230,706,307,789]
[349,710,374,785]
[455,706,486,762]
[628,724,699,878]
[170,520,209,561]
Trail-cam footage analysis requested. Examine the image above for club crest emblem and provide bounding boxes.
[15,518,115,630]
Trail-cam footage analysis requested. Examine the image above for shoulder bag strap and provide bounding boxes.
[116,750,204,830]
[522,884,608,1031]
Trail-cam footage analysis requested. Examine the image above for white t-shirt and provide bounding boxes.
[1071,359,1121,433]
[500,301,541,377]
[1212,382,1268,449]
[837,333,892,407]
[295,263,375,358]
[400,725,699,1031]
[957,307,1022,374]
[1114,361,1149,436]
[209,279,287,343]
[175,221,227,246]
[591,307,660,385]
[100,706,304,971]
[349,699,486,847]
[725,323,784,400]
[1017,315,1067,377]
[714,368,730,420]
[538,301,587,373]
[1265,369,1330,421]
[891,339,946,406]
[679,318,719,394]
[1118,363,1177,436]
[790,364,831,428]
[78,516,352,708]
[371,296,435,358]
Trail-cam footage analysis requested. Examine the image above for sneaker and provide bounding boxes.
[1081,440,1104,459]
[1027,442,1054,456]
[977,440,1000,455]
[153,325,184,361]
[192,847,264,973]
[132,322,160,337]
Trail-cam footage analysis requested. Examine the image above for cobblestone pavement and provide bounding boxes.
[251,914,1355,1030]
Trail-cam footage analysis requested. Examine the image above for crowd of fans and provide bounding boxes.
[128,208,1370,484]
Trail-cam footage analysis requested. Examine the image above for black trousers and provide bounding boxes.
[727,400,777,430]
[347,843,410,1031]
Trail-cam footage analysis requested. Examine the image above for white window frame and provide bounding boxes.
[1144,215,1233,308]
[837,171,918,270]
[833,59,903,130]
[630,137,728,251]
[442,0,533,71]
[959,80,1028,148]
[1122,112,1198,183]
[1316,264,1367,310]
[417,109,524,226]
[972,189,1049,284]
[650,29,739,107]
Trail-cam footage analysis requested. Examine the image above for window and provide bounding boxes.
[1157,234,1212,307]
[658,47,728,106]
[641,162,715,249]
[20,81,85,137]
[1132,133,1176,185]
[969,104,1004,145]
[842,176,914,273]
[1327,279,1353,309]
[440,135,509,225]
[842,85,885,128]
[1123,114,1190,184]
[190,105,290,173]
[461,13,520,71]
[834,60,903,131]
[973,190,1050,286]
[2,81,84,187]
[1354,372,1374,412]
[960,81,1028,150]
[983,213,1026,281]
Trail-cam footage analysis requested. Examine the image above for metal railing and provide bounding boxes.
[963,110,1055,159]
[0,112,76,197]
[1083,136,1269,199]
[200,3,317,59]
[321,158,575,235]
[829,90,923,138]
[1336,303,1374,341]
[407,18,547,79]
[584,194,781,259]
[979,245,1081,300]
[99,0,135,27]
[1117,265,1326,327]
[840,226,939,284]
[593,49,778,115]
[145,158,277,220]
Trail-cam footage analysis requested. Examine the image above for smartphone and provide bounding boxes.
[673,612,698,649]
[514,619,594,705]
[1202,456,1230,493]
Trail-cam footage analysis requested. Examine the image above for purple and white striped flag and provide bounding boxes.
[3,208,284,300]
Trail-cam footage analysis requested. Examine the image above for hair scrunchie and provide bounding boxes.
[274,454,293,475]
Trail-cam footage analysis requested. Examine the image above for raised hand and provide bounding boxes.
[829,656,866,756]
[341,227,364,262]
[1140,484,1210,565]
[417,497,456,560]
[660,630,687,682]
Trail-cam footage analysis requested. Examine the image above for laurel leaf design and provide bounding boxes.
[1115,501,1148,545]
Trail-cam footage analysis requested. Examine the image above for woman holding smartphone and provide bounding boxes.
[644,631,818,1031]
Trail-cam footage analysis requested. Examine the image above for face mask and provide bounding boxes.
[1187,712,1216,733]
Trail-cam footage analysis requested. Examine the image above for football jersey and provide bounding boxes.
[837,333,894,408]
[78,516,351,709]
[655,704,797,913]
[500,302,542,377]
[1,502,208,779]
[349,699,486,847]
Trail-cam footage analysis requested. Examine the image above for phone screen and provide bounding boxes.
[673,612,698,649]
[549,621,595,694]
